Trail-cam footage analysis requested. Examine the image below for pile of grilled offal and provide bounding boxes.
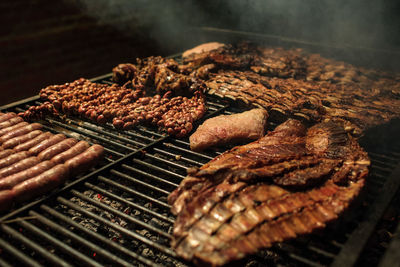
[24,42,400,266]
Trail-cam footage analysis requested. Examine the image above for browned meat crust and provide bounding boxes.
[189,108,268,151]
[168,119,370,266]
[0,113,104,212]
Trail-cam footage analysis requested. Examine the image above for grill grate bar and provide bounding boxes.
[60,118,151,147]
[137,126,165,137]
[84,182,174,223]
[70,190,171,239]
[288,252,325,267]
[1,223,73,267]
[0,236,43,267]
[145,153,189,171]
[121,164,179,188]
[46,119,137,152]
[40,205,158,267]
[16,219,103,267]
[110,169,171,195]
[132,158,186,180]
[163,142,214,160]
[98,176,171,209]
[29,210,135,267]
[0,257,13,267]
[153,148,204,166]
[57,196,177,258]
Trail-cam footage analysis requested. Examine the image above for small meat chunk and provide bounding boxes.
[190,108,268,151]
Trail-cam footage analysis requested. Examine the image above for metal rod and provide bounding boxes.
[153,147,204,166]
[121,164,179,188]
[162,142,214,160]
[70,189,171,239]
[29,210,135,267]
[110,169,171,195]
[84,182,175,223]
[1,223,72,267]
[98,176,171,209]
[0,236,43,267]
[57,196,177,257]
[40,204,158,267]
[145,153,189,171]
[132,158,186,180]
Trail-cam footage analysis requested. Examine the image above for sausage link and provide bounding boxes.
[0,149,14,160]
[0,190,14,212]
[1,130,43,150]
[0,113,17,124]
[0,121,28,137]
[0,123,43,145]
[0,151,29,169]
[0,161,55,190]
[12,164,69,202]
[13,132,52,152]
[64,144,104,176]
[51,140,90,164]
[28,133,66,156]
[0,157,40,178]
[37,138,78,161]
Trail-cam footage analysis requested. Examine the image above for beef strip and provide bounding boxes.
[189,108,268,152]
[168,119,370,266]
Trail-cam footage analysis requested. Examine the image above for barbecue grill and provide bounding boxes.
[0,66,400,266]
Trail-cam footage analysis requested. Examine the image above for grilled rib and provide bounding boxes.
[168,119,370,266]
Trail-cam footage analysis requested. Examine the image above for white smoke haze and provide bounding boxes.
[68,0,399,69]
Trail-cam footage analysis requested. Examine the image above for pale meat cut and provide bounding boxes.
[189,108,268,151]
[168,119,370,266]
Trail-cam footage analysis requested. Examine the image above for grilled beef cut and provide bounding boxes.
[189,108,268,151]
[168,119,370,266]
[206,70,400,135]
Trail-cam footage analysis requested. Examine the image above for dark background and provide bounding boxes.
[1,0,400,105]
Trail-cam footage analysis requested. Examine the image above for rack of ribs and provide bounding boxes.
[168,119,370,266]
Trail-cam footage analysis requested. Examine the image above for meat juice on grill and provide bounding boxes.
[168,119,370,266]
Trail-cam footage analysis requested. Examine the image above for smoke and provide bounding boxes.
[71,0,399,55]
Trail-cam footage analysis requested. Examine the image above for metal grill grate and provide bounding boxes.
[0,74,399,266]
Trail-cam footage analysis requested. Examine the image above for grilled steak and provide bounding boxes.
[168,119,370,266]
[206,70,400,135]
[190,108,268,151]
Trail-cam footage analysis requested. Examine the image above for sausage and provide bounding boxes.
[12,164,69,202]
[28,133,66,156]
[0,157,40,178]
[0,123,43,145]
[0,149,14,160]
[37,138,78,161]
[0,112,17,124]
[0,160,55,190]
[1,130,43,150]
[0,121,27,136]
[0,151,29,169]
[64,144,104,176]
[0,190,14,212]
[13,132,53,152]
[51,140,90,164]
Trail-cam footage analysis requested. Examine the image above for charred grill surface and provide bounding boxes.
[168,119,370,266]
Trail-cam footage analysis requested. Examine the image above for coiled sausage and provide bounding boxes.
[13,132,52,152]
[0,151,29,169]
[64,144,104,176]
[0,121,28,137]
[0,123,43,144]
[0,157,40,178]
[0,112,17,124]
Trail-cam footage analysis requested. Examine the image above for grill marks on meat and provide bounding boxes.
[0,113,104,212]
[189,108,268,151]
[206,70,400,135]
[169,119,370,266]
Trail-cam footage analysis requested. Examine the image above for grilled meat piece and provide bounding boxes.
[206,70,400,135]
[182,42,225,58]
[169,119,370,266]
[112,63,137,84]
[0,113,104,212]
[189,108,268,152]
